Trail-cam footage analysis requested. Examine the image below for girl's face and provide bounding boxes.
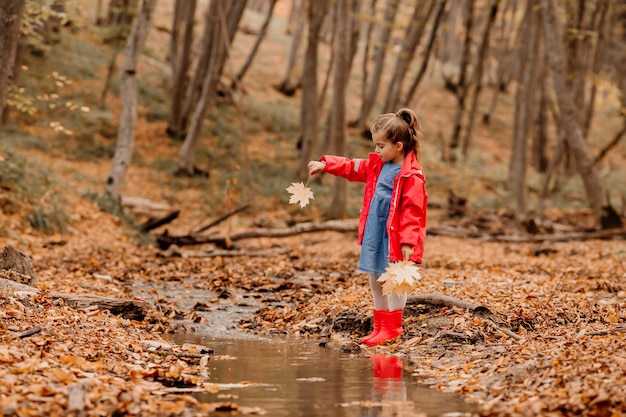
[372,132,405,164]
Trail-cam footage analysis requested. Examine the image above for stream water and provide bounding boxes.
[171,334,476,417]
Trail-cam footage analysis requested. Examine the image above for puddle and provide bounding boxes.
[170,334,476,417]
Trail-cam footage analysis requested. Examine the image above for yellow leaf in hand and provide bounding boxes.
[286,182,314,208]
[377,261,421,296]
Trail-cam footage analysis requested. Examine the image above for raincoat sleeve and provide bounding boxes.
[319,155,368,183]
[398,173,428,262]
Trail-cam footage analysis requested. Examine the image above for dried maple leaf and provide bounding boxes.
[377,261,421,295]
[286,182,314,208]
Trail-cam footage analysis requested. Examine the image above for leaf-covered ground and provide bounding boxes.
[1,186,625,416]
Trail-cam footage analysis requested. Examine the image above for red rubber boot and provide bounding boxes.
[359,310,384,344]
[365,310,404,347]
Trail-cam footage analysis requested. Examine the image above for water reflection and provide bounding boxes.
[368,354,413,416]
[171,335,475,417]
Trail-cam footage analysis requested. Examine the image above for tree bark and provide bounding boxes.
[326,0,352,219]
[540,0,620,229]
[483,0,520,124]
[382,0,435,114]
[166,0,196,140]
[298,0,329,178]
[402,0,446,107]
[104,0,157,205]
[461,0,499,157]
[508,0,539,218]
[178,0,248,175]
[447,0,475,161]
[355,0,400,133]
[233,0,277,87]
[276,0,304,96]
[0,0,26,117]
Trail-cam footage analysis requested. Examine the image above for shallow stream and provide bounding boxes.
[171,334,476,417]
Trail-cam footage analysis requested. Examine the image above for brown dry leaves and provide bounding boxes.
[242,232,626,416]
[2,190,626,416]
[0,292,218,416]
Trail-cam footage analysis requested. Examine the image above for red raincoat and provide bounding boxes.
[320,152,427,263]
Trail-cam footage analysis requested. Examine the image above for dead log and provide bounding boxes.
[0,245,36,285]
[191,204,251,234]
[155,217,626,250]
[48,292,149,321]
[407,293,524,340]
[492,227,626,243]
[586,325,626,336]
[141,209,180,232]
[12,326,43,338]
[0,278,149,321]
[156,219,359,249]
[407,293,491,315]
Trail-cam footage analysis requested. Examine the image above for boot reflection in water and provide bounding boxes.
[368,354,414,417]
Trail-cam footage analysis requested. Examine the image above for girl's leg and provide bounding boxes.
[369,274,389,310]
[388,292,407,311]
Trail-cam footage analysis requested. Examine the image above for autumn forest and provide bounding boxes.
[1,0,626,416]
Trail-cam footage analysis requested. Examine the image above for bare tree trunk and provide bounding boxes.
[594,53,626,165]
[355,0,400,134]
[531,79,549,172]
[98,50,119,109]
[508,0,540,219]
[233,0,277,87]
[353,0,376,129]
[178,0,248,176]
[461,0,499,158]
[540,0,621,229]
[483,0,520,124]
[106,0,138,26]
[0,0,25,118]
[298,0,329,179]
[382,0,435,114]
[104,0,157,205]
[276,0,304,96]
[166,0,196,140]
[402,0,446,107]
[447,0,475,162]
[95,0,104,25]
[581,0,609,138]
[327,0,352,219]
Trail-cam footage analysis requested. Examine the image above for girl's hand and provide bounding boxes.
[401,245,413,261]
[308,161,326,175]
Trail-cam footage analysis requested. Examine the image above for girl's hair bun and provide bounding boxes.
[396,108,415,126]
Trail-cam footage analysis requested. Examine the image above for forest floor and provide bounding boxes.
[1,156,626,416]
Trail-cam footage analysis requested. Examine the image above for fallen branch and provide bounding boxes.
[12,326,42,338]
[490,227,626,243]
[407,293,524,340]
[48,292,150,321]
[0,278,149,321]
[407,293,492,315]
[156,219,359,249]
[586,325,626,336]
[141,209,180,232]
[190,204,251,235]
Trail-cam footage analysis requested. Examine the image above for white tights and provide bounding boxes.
[368,273,407,311]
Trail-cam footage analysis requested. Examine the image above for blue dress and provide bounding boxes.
[357,162,402,276]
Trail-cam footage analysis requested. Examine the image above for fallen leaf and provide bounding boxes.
[377,261,421,295]
[286,182,314,208]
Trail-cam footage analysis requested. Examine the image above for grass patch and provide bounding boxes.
[0,152,70,235]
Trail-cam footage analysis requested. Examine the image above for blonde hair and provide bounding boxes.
[370,108,423,162]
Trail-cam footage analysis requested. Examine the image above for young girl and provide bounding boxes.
[308,108,427,347]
